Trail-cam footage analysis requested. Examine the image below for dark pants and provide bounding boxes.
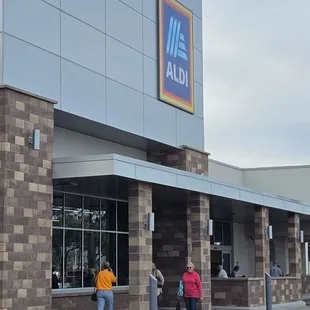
[184,297,198,310]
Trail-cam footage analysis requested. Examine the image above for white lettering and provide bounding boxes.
[173,64,179,83]
[185,70,188,88]
[179,68,185,85]
[166,61,189,88]
[166,62,173,80]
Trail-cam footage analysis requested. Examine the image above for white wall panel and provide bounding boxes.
[194,49,203,85]
[178,0,202,18]
[142,0,156,21]
[143,56,157,98]
[61,0,106,32]
[193,15,203,52]
[4,0,60,54]
[144,95,177,146]
[208,160,244,186]
[106,0,142,52]
[3,34,60,104]
[143,17,156,60]
[106,36,143,92]
[106,79,144,135]
[43,0,60,8]
[0,0,3,32]
[61,13,106,75]
[233,223,255,277]
[120,0,142,13]
[177,110,204,149]
[54,127,147,160]
[194,82,204,119]
[61,59,106,123]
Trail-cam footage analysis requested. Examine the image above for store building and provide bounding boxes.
[0,1,310,310]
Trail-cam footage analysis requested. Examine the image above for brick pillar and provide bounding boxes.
[148,146,209,175]
[149,146,210,308]
[0,86,55,309]
[254,206,270,277]
[288,212,301,277]
[188,192,211,310]
[128,181,152,310]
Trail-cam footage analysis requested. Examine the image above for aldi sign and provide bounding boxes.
[158,0,194,113]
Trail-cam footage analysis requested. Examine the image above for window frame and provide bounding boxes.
[52,190,129,289]
[211,220,232,246]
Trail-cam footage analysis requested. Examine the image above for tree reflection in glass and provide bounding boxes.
[84,197,100,230]
[101,233,116,274]
[101,199,116,231]
[52,229,63,288]
[83,232,100,287]
[65,230,82,288]
[65,194,82,229]
[53,192,64,227]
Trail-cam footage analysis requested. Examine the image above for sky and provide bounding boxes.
[202,1,310,168]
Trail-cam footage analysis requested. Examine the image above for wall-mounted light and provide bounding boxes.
[28,129,40,150]
[265,225,273,240]
[299,230,304,243]
[144,213,155,232]
[207,219,213,236]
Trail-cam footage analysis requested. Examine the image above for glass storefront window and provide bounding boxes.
[117,233,129,286]
[52,185,129,289]
[223,222,232,246]
[101,199,116,231]
[53,192,64,227]
[117,201,128,232]
[82,176,117,198]
[52,229,63,289]
[65,230,82,288]
[214,221,223,243]
[116,177,128,200]
[211,221,232,246]
[84,197,100,230]
[65,194,82,229]
[83,231,100,287]
[101,233,116,275]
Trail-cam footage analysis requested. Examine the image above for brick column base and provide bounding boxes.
[254,206,270,277]
[148,146,209,175]
[288,212,301,277]
[128,182,152,310]
[188,192,211,310]
[0,86,55,309]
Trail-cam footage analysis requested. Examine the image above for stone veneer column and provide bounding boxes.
[254,206,270,277]
[287,212,301,277]
[189,192,211,310]
[148,146,209,175]
[149,146,210,308]
[0,86,55,309]
[128,181,152,310]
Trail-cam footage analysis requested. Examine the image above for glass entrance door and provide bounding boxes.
[222,251,231,276]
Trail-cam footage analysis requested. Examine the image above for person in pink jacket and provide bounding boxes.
[181,262,203,310]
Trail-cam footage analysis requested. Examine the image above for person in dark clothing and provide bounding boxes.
[52,267,59,289]
[230,265,240,277]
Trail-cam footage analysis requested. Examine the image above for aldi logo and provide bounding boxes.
[158,0,194,113]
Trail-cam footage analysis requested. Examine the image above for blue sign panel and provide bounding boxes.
[159,0,194,113]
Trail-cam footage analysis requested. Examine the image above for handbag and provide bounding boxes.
[156,269,163,288]
[177,280,184,297]
[91,275,98,302]
[157,279,163,288]
[91,288,97,302]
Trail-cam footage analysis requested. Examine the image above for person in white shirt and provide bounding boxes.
[217,265,228,278]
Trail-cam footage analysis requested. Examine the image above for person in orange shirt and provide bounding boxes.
[96,262,117,310]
